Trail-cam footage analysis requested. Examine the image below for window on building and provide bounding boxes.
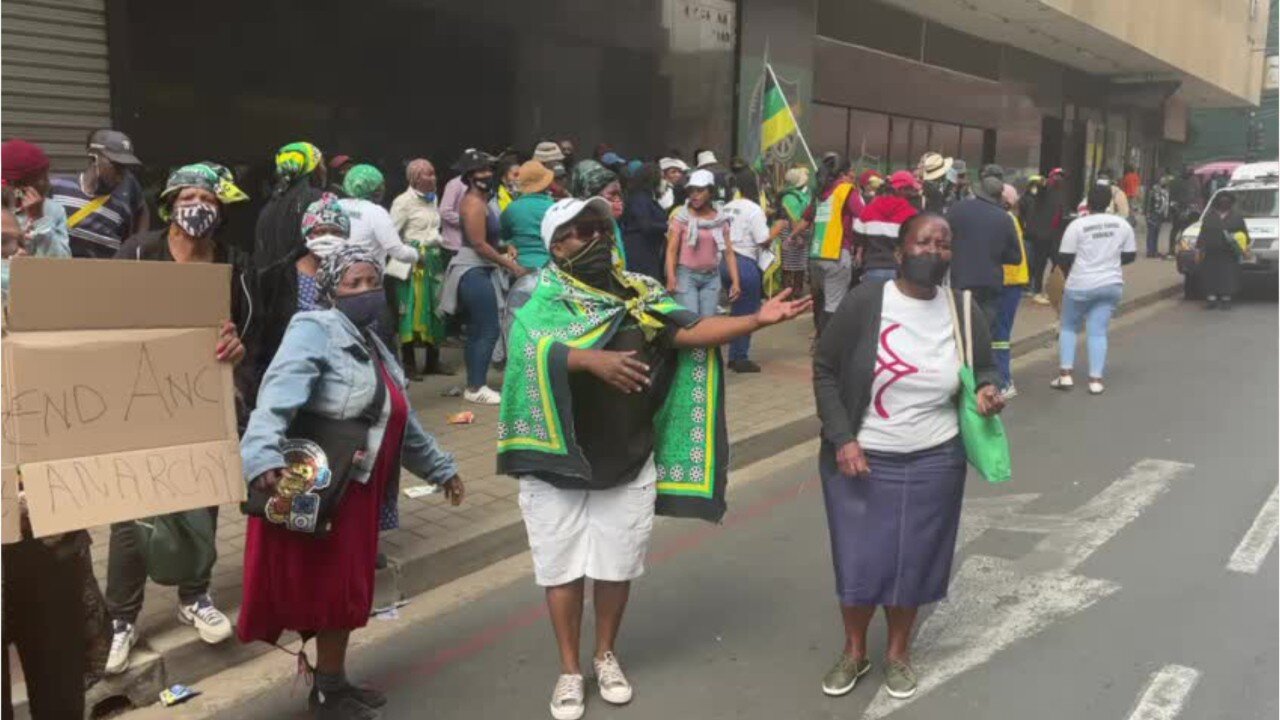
[848,109,889,172]
[959,126,984,169]
[931,122,960,160]
[811,102,850,161]
[889,116,912,170]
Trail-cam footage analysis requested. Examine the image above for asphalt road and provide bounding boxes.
[213,298,1278,720]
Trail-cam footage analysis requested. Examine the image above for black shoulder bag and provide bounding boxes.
[241,358,387,537]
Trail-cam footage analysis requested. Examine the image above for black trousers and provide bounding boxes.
[105,507,218,623]
[2,539,88,720]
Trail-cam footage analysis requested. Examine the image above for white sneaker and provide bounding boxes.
[593,651,633,705]
[1049,375,1074,390]
[105,620,136,675]
[1088,381,1105,395]
[549,674,585,720]
[463,386,501,405]
[1001,384,1018,400]
[178,595,233,644]
[1032,294,1051,306]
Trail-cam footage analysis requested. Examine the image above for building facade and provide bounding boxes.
[3,0,1271,209]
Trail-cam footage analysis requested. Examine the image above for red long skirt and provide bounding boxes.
[236,367,407,645]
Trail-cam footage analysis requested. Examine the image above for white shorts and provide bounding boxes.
[518,457,657,587]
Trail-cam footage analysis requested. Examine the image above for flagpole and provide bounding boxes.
[765,61,818,170]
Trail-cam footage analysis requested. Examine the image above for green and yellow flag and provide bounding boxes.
[761,67,798,153]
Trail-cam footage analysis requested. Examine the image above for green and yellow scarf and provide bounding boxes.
[497,265,728,522]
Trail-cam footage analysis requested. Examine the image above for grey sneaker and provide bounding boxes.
[885,660,918,699]
[549,674,585,720]
[821,654,871,697]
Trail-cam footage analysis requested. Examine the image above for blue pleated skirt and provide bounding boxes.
[819,436,966,607]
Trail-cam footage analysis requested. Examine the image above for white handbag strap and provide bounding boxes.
[944,289,966,367]
[963,290,974,368]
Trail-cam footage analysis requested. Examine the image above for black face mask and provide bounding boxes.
[557,234,616,290]
[334,290,386,332]
[900,253,949,287]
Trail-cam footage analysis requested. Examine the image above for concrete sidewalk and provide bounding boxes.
[33,257,1183,716]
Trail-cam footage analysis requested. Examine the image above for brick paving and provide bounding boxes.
[88,258,1183,638]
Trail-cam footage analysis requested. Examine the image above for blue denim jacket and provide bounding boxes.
[241,309,458,486]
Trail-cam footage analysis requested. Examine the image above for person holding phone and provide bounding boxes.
[1,140,71,259]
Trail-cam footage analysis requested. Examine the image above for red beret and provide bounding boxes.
[1,140,50,185]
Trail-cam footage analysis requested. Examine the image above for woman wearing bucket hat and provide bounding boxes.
[105,162,251,676]
[664,168,739,317]
[439,149,527,405]
[918,152,953,213]
[502,160,557,271]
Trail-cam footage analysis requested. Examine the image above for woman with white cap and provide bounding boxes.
[664,169,739,317]
[500,196,810,719]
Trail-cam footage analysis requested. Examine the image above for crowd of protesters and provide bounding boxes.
[0,125,1198,720]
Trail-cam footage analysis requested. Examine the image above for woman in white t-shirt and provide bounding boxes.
[1052,183,1137,395]
[718,170,779,372]
[812,212,1005,700]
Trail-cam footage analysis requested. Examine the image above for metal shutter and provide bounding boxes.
[2,0,111,172]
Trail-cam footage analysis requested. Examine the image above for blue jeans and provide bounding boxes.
[993,285,1022,389]
[862,267,897,283]
[1146,218,1164,256]
[720,253,762,361]
[675,266,721,318]
[1058,283,1123,378]
[457,267,501,388]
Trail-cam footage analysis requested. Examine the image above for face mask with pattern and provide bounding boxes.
[173,201,220,238]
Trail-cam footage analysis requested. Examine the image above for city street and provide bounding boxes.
[191,297,1278,720]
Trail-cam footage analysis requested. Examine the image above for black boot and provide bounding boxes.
[424,344,457,376]
[401,346,424,382]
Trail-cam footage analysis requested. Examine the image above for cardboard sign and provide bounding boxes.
[2,258,244,538]
[1,467,19,544]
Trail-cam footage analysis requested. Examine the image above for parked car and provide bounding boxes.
[1176,168,1278,299]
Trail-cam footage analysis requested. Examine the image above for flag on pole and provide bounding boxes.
[760,65,799,154]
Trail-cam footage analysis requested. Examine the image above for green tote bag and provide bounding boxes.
[137,509,218,587]
[946,290,1012,483]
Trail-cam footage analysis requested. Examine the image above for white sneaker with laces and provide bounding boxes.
[178,595,233,644]
[593,651,633,705]
[105,620,136,675]
[549,674,585,720]
[463,386,501,405]
[1049,375,1074,390]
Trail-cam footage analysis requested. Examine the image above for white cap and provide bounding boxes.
[659,157,690,172]
[686,169,716,189]
[695,150,719,168]
[540,197,612,249]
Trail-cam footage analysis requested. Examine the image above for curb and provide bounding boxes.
[22,278,1183,719]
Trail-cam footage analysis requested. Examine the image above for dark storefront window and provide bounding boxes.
[889,116,912,170]
[909,120,930,169]
[811,103,851,160]
[109,0,736,200]
[848,109,889,171]
[959,127,985,169]
[931,122,960,160]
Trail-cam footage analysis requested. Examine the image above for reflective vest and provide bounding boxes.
[1003,211,1030,286]
[809,182,854,261]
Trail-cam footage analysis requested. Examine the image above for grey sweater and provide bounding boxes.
[812,280,1000,449]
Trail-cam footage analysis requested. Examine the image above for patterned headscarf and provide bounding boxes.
[406,158,433,187]
[301,192,350,240]
[160,164,220,202]
[342,164,384,200]
[274,141,322,184]
[316,244,381,305]
[569,159,617,199]
[199,161,249,204]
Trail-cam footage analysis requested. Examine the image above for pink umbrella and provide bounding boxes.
[1194,160,1243,177]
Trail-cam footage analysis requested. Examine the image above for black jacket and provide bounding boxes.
[620,191,669,282]
[945,196,1023,290]
[813,280,999,449]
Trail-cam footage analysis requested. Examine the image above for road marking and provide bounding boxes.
[1125,664,1201,720]
[1227,483,1279,574]
[863,459,1193,719]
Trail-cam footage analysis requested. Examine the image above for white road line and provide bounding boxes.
[1125,664,1201,720]
[1227,483,1279,574]
[862,459,1193,719]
